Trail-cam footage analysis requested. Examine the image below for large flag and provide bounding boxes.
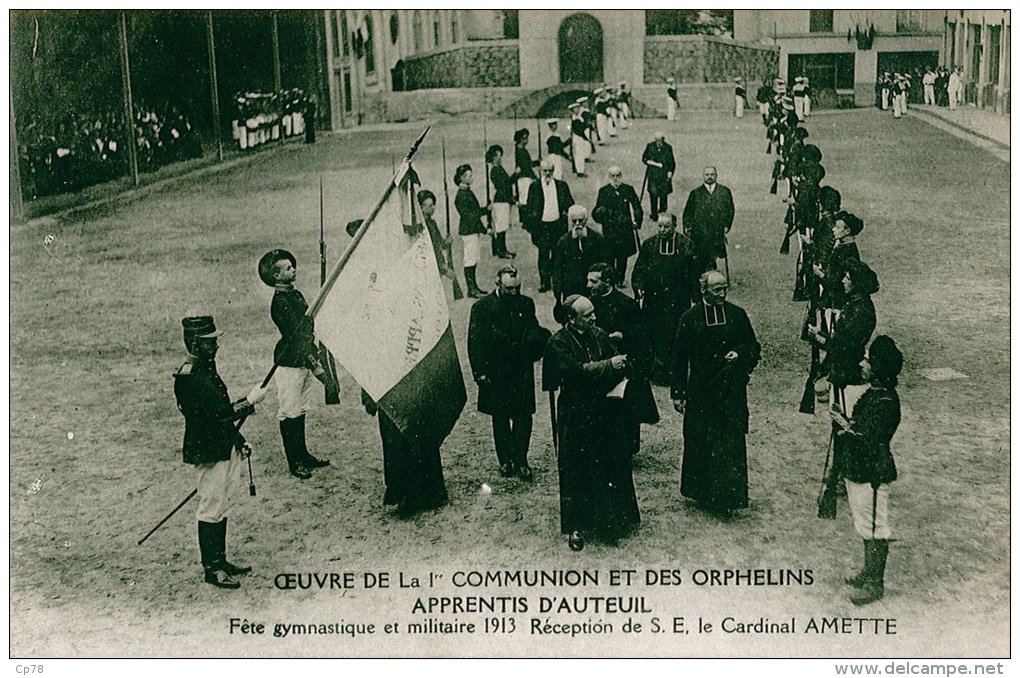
[311,142,466,451]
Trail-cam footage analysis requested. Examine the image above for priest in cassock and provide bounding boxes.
[631,214,700,386]
[586,263,659,458]
[543,295,640,552]
[671,270,760,517]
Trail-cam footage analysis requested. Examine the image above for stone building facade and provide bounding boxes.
[943,10,1010,114]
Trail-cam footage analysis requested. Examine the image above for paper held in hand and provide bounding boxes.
[607,378,629,399]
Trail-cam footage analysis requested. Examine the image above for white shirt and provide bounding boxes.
[541,179,559,222]
[704,183,716,195]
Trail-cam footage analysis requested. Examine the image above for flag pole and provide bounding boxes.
[308,126,431,317]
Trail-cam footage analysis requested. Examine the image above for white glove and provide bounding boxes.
[247,384,268,405]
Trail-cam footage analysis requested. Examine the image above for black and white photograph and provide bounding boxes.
[7,7,1012,667]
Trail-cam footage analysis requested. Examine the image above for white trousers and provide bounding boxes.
[881,89,890,110]
[595,113,609,144]
[794,96,805,119]
[735,96,744,118]
[924,84,935,105]
[666,97,677,121]
[491,202,510,234]
[571,135,588,174]
[619,103,631,128]
[893,93,905,118]
[195,452,242,522]
[462,233,481,267]
[607,109,618,136]
[549,154,564,181]
[276,365,316,420]
[803,96,811,117]
[846,480,891,540]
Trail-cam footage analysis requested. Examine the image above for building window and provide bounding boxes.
[413,10,423,51]
[645,10,733,36]
[341,11,349,57]
[330,11,342,57]
[503,10,519,39]
[343,72,353,113]
[364,15,375,73]
[389,12,399,44]
[896,11,922,33]
[451,12,459,43]
[809,10,834,33]
[433,11,441,47]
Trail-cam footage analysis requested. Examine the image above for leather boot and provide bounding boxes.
[844,539,869,587]
[200,521,239,589]
[851,539,887,605]
[280,418,311,479]
[294,414,330,469]
[218,519,251,576]
[465,266,487,298]
[499,232,516,259]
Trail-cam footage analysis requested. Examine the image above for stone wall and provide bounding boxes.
[643,35,778,84]
[400,42,520,90]
[362,87,524,123]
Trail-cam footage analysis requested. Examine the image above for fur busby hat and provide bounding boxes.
[868,335,903,383]
[258,249,296,286]
[844,257,880,296]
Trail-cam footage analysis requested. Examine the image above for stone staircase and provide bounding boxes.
[496,83,661,119]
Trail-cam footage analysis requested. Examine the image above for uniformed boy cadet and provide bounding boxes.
[545,119,568,181]
[666,77,679,121]
[174,316,268,589]
[258,249,332,480]
[569,103,589,176]
[734,78,746,118]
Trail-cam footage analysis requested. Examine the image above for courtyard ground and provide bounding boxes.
[9,107,1010,657]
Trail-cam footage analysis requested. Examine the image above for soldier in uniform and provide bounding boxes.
[467,265,551,481]
[734,78,746,118]
[258,249,332,480]
[617,82,632,128]
[592,165,643,287]
[641,131,676,222]
[632,214,699,385]
[173,316,268,589]
[486,144,517,260]
[453,164,492,298]
[569,103,589,176]
[756,79,774,124]
[544,119,569,181]
[666,77,679,121]
[513,128,538,210]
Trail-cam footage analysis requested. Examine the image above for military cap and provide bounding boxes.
[546,118,558,126]
[818,186,842,212]
[568,102,581,110]
[800,161,825,183]
[868,335,903,381]
[258,248,296,286]
[575,96,588,104]
[734,77,743,82]
[801,144,823,163]
[182,315,223,340]
[666,77,675,82]
[513,128,530,143]
[841,212,864,236]
[844,258,880,296]
[594,87,605,94]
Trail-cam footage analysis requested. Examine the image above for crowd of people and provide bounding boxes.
[17,103,203,199]
[232,88,317,150]
[761,76,903,605]
[174,80,903,608]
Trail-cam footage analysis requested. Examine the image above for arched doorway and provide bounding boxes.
[558,14,603,84]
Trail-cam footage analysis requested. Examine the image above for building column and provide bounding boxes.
[997,21,1008,113]
[977,19,989,108]
[854,50,879,108]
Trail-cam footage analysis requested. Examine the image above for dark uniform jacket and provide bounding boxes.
[174,357,254,465]
[682,183,735,262]
[271,286,318,368]
[467,291,551,417]
[552,230,608,299]
[547,134,569,158]
[842,386,900,486]
[523,178,574,248]
[423,215,449,276]
[455,186,488,236]
[816,293,875,388]
[490,164,515,204]
[593,182,643,258]
[514,145,537,181]
[821,240,861,309]
[641,141,676,196]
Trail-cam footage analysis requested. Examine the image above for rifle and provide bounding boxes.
[799,343,820,414]
[816,428,837,519]
[779,202,796,255]
[548,390,558,454]
[770,158,782,194]
[482,119,495,234]
[319,177,341,404]
[536,117,542,161]
[441,138,465,300]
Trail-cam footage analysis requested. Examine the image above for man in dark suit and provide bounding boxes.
[682,166,735,274]
[641,131,676,222]
[173,316,268,589]
[587,263,660,458]
[467,265,551,480]
[524,158,575,292]
[553,205,608,305]
[592,165,643,288]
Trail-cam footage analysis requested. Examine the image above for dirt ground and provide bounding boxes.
[9,110,1010,658]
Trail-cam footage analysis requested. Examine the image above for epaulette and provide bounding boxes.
[174,362,194,377]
